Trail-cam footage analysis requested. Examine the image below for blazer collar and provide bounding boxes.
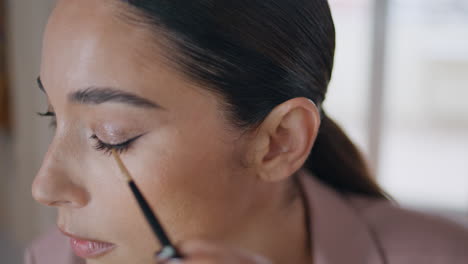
[298,170,384,264]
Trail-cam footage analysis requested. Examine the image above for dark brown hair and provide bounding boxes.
[120,0,387,199]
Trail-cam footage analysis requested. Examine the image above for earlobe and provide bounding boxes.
[251,98,321,183]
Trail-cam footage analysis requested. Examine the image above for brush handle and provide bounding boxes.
[111,150,182,260]
[128,181,181,255]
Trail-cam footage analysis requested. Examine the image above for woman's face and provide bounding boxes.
[33,1,264,263]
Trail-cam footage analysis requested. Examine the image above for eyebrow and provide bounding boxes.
[37,76,161,109]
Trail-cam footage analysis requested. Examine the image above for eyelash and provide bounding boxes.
[90,134,140,155]
[37,111,140,155]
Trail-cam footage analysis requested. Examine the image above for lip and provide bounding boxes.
[58,226,116,259]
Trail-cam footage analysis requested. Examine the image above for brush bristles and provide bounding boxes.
[111,149,133,183]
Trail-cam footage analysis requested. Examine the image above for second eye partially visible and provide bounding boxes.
[37,111,57,128]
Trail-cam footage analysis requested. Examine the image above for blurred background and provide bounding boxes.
[0,0,467,263]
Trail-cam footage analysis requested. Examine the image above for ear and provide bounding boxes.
[248,98,321,182]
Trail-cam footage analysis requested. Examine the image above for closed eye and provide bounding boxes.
[90,134,143,155]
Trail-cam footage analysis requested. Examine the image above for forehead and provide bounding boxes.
[40,0,223,122]
[41,0,169,98]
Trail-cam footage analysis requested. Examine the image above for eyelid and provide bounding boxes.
[90,134,144,155]
[90,134,142,146]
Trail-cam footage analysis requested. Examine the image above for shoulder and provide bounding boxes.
[24,228,83,264]
[348,196,468,264]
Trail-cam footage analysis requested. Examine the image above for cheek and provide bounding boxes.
[84,159,155,234]
[74,159,158,262]
[124,123,244,240]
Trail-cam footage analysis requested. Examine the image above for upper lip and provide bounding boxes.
[58,224,114,245]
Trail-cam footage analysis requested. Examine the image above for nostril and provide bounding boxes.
[31,174,68,207]
[32,173,90,209]
[33,140,90,208]
[48,200,72,207]
[31,178,55,206]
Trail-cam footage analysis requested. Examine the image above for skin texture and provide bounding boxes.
[32,0,321,263]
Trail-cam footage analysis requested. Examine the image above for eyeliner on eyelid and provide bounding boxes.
[90,134,143,155]
[36,109,144,153]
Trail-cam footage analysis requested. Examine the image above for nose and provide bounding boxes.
[32,139,89,208]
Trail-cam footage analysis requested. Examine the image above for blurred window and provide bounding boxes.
[379,0,468,211]
[327,0,468,212]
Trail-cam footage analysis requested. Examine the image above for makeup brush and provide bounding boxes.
[111,149,182,260]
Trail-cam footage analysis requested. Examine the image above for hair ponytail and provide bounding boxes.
[305,113,387,199]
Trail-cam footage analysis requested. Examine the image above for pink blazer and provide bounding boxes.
[25,171,468,264]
